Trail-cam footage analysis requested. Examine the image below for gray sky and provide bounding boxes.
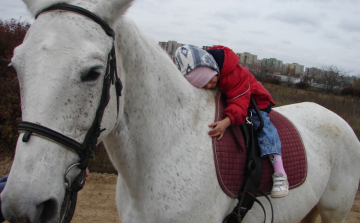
[1,0,360,76]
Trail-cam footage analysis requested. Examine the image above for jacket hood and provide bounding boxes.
[209,45,239,76]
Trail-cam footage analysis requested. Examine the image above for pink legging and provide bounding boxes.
[268,153,286,176]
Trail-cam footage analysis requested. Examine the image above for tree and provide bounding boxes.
[0,19,30,156]
[352,76,360,90]
[252,62,275,82]
[321,65,347,93]
[247,64,263,81]
[286,67,296,76]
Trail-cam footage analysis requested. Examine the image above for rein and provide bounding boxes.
[17,3,122,223]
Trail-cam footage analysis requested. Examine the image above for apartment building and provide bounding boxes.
[236,52,258,65]
[202,46,212,51]
[305,67,322,77]
[158,40,312,76]
[158,40,184,57]
[286,63,304,75]
[261,58,283,72]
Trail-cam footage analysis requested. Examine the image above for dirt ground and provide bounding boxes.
[1,158,359,222]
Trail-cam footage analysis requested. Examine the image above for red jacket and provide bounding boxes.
[209,46,276,126]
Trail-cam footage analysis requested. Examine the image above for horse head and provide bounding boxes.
[1,0,133,222]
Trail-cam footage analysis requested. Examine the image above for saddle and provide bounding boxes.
[213,91,307,199]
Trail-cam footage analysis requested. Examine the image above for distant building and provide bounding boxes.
[237,52,258,65]
[273,74,301,84]
[159,40,311,75]
[261,58,283,72]
[202,46,212,51]
[305,67,322,77]
[158,40,184,57]
[286,63,304,75]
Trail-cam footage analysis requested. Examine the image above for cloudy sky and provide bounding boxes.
[1,0,359,76]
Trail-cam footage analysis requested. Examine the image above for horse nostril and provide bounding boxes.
[37,198,58,222]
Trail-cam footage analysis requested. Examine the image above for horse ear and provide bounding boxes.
[94,0,135,26]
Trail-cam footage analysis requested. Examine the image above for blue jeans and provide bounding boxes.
[249,109,281,157]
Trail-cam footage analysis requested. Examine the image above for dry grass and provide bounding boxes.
[265,83,360,140]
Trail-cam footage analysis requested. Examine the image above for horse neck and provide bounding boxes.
[114,17,193,129]
[104,18,215,183]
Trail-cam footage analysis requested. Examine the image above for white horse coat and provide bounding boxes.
[2,0,360,222]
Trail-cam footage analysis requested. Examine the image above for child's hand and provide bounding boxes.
[208,117,231,140]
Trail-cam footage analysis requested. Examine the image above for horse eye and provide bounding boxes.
[81,67,102,82]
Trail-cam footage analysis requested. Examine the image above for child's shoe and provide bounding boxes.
[271,173,289,198]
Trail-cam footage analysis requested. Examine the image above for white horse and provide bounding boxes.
[2,0,360,222]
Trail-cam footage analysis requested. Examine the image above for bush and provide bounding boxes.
[339,87,360,97]
[0,19,30,157]
[265,77,281,85]
[295,81,310,90]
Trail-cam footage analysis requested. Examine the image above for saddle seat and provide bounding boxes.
[213,91,307,198]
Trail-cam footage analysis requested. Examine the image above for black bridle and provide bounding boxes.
[17,3,122,222]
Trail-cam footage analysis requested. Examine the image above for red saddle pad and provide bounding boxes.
[213,91,307,198]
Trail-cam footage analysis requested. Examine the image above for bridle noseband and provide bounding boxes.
[17,4,122,222]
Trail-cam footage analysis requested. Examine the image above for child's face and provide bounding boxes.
[203,75,218,89]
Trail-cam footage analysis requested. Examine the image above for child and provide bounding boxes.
[175,44,289,198]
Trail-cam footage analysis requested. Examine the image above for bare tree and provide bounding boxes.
[321,65,347,93]
[351,75,360,90]
[250,61,276,82]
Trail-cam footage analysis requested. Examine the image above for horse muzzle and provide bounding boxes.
[1,189,59,223]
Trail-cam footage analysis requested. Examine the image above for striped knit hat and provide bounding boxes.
[175,44,219,88]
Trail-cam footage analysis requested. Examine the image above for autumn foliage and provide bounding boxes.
[0,19,30,156]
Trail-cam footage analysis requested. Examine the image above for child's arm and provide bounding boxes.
[208,116,231,140]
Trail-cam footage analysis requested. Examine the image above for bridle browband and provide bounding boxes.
[18,4,122,176]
